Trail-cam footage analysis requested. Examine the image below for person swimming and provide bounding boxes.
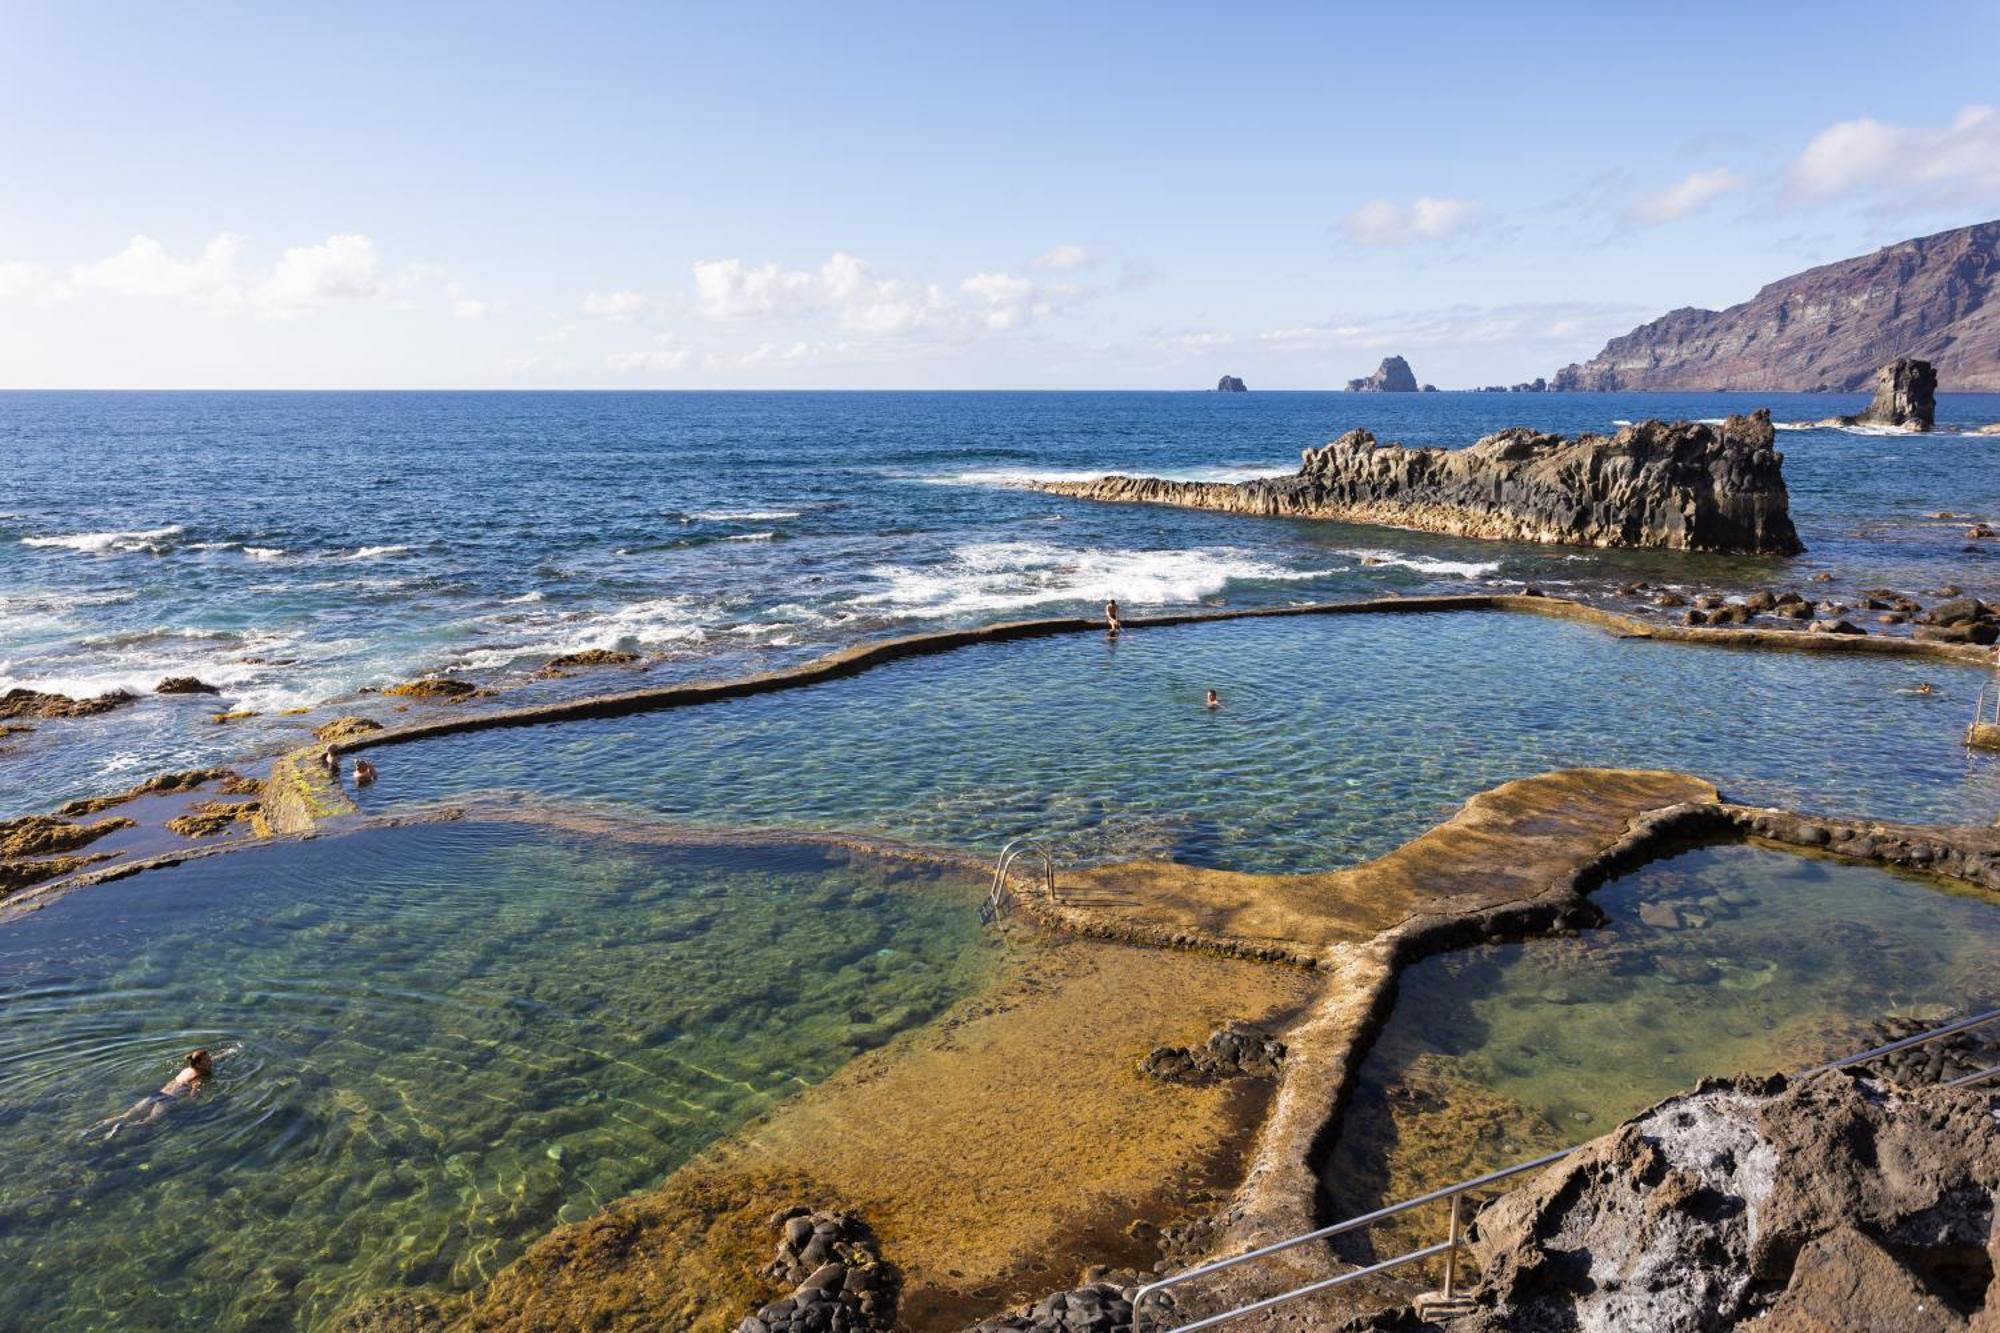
[353,758,378,786]
[95,1047,225,1139]
[320,744,339,776]
[1205,689,1222,710]
[1104,598,1121,637]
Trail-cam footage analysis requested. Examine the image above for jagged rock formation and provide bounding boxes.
[1347,356,1418,392]
[1449,1072,1998,1331]
[1850,357,1938,430]
[1553,220,2000,391]
[1140,1021,1285,1085]
[1215,375,1247,392]
[1031,412,1803,554]
[0,687,134,720]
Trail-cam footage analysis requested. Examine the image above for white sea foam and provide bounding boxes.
[688,509,802,521]
[21,524,185,554]
[850,540,1337,618]
[724,531,777,542]
[931,462,1294,488]
[503,591,547,604]
[1336,547,1501,579]
[244,546,286,561]
[345,544,412,559]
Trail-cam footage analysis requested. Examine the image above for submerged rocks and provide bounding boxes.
[0,687,135,720]
[1454,1073,1999,1331]
[165,800,261,839]
[55,767,249,817]
[1215,375,1247,392]
[1033,412,1803,554]
[1849,357,1938,431]
[533,648,643,679]
[1347,355,1419,393]
[0,814,133,860]
[1140,1021,1287,1085]
[741,1206,896,1333]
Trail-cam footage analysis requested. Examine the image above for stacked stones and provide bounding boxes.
[739,1207,896,1333]
[1139,1021,1285,1086]
[962,1282,1137,1333]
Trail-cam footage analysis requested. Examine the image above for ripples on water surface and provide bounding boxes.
[5,389,1999,814]
[0,821,991,1331]
[363,612,2000,872]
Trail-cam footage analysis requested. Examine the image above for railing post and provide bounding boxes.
[1443,1192,1463,1300]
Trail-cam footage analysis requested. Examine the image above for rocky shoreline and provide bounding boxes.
[1030,413,1802,554]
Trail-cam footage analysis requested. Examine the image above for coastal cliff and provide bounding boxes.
[1031,411,1803,555]
[1553,220,2000,391]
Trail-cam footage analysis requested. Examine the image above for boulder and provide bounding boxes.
[0,688,135,720]
[1031,411,1802,555]
[1215,375,1247,392]
[154,676,221,695]
[1140,1021,1285,1086]
[1346,355,1419,393]
[1848,357,1938,431]
[314,715,385,743]
[383,677,482,701]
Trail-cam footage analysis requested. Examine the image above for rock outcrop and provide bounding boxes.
[1140,1021,1286,1086]
[382,677,483,701]
[740,1206,896,1333]
[0,687,134,720]
[1032,412,1803,554]
[1451,1072,1998,1331]
[1347,356,1418,392]
[1849,357,1939,430]
[1553,220,2000,391]
[154,676,221,695]
[1216,375,1247,392]
[532,648,643,679]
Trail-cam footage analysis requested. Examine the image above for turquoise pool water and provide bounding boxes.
[1321,843,2000,1249]
[358,613,2000,873]
[0,820,992,1332]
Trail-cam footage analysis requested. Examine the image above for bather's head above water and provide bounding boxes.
[186,1049,213,1079]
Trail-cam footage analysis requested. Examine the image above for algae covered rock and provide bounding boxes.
[0,687,135,720]
[314,715,385,743]
[383,677,482,701]
[534,648,643,679]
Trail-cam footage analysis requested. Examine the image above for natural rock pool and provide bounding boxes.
[0,820,993,1332]
[358,612,1998,872]
[1320,842,2000,1260]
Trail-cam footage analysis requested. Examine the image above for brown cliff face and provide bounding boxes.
[1553,220,2000,391]
[1031,412,1803,555]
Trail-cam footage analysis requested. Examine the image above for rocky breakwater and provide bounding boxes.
[1032,411,1804,555]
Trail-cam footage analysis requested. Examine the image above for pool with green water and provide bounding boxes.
[1320,842,2000,1252]
[0,820,993,1332]
[357,613,2000,873]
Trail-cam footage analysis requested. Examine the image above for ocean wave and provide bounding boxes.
[850,540,1337,618]
[687,509,802,521]
[21,524,185,554]
[244,546,286,561]
[930,462,1294,488]
[345,544,413,559]
[1336,547,1501,579]
[724,532,777,542]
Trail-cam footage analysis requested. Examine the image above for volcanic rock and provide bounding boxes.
[0,688,135,720]
[1140,1021,1285,1086]
[533,648,643,679]
[155,676,221,695]
[1031,412,1802,554]
[742,1206,896,1332]
[1347,356,1418,393]
[383,677,482,701]
[1848,358,1937,431]
[0,814,134,859]
[1215,375,1247,392]
[314,715,385,744]
[1552,221,2000,391]
[1452,1073,1999,1331]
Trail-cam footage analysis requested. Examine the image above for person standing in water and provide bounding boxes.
[1105,598,1121,638]
[1205,689,1222,710]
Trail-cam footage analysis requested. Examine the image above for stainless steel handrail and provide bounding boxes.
[984,836,1055,923]
[1133,1005,2000,1332]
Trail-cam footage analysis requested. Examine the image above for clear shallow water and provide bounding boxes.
[1322,842,2000,1251]
[6,389,2000,815]
[360,612,2000,873]
[0,820,991,1332]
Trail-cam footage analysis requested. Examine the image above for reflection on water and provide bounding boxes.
[0,821,992,1332]
[363,613,2000,872]
[1321,844,2000,1261]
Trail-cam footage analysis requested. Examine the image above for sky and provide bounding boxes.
[1,0,1998,389]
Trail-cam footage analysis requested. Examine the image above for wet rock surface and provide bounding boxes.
[740,1206,897,1333]
[0,686,135,720]
[1141,1021,1286,1085]
[383,677,485,701]
[1449,1074,1999,1331]
[1033,413,1801,554]
[533,648,643,678]
[315,715,386,743]
[154,675,222,695]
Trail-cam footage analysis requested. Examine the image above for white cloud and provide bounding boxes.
[959,272,1047,330]
[1343,197,1478,246]
[688,251,1069,340]
[254,234,383,315]
[1789,105,2000,201]
[1031,244,1093,271]
[1627,168,1743,224]
[606,342,693,373]
[0,259,62,303]
[1254,302,1649,355]
[692,257,823,319]
[444,280,489,321]
[582,289,650,318]
[73,233,243,297]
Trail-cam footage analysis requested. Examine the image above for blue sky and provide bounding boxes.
[2,0,1997,388]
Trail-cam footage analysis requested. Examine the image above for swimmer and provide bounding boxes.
[353,758,378,786]
[320,744,339,776]
[95,1048,218,1139]
[1105,598,1121,638]
[1897,682,1936,696]
[1205,689,1222,710]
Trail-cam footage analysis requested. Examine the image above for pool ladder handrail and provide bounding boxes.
[984,835,1055,923]
[1131,1004,2000,1333]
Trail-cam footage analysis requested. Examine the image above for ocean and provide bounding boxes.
[5,389,1999,816]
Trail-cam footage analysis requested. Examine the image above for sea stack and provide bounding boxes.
[1848,357,1936,431]
[1216,375,1247,392]
[1345,355,1418,392]
[1031,411,1803,555]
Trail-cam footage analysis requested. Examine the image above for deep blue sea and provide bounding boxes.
[5,389,1999,815]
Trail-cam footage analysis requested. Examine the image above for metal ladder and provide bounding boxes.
[984,835,1055,923]
[1132,1005,2000,1332]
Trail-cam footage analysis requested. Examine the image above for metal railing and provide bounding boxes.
[984,835,1055,923]
[1132,1005,2000,1332]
